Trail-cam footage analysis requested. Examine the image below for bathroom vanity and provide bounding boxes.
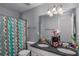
[27,41,77,56]
[27,43,60,56]
[29,46,60,56]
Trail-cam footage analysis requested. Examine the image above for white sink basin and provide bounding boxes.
[38,44,49,47]
[57,48,76,54]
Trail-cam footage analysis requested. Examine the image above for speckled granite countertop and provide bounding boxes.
[31,43,77,56]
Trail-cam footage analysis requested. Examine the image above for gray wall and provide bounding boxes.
[22,4,74,42]
[75,7,79,42]
[0,6,19,17]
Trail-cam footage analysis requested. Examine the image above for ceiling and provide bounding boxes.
[0,3,79,13]
[0,3,43,12]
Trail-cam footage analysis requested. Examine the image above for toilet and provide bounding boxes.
[18,50,31,56]
[18,41,35,56]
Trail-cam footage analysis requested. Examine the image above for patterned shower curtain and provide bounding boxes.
[0,16,27,56]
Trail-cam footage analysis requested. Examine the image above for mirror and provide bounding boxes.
[39,15,58,41]
[39,9,76,43]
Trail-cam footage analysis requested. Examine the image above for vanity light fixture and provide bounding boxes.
[47,4,63,16]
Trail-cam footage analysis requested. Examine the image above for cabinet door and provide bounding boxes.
[31,51,43,56]
[31,51,38,56]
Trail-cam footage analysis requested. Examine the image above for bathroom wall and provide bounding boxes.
[22,4,76,42]
[75,7,79,42]
[0,6,19,17]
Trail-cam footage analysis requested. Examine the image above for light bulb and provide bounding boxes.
[52,7,58,14]
[52,7,56,12]
[49,12,53,17]
[58,7,63,11]
[53,11,58,14]
[58,7,63,15]
[47,10,51,15]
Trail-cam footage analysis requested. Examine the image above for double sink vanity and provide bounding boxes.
[27,41,77,56]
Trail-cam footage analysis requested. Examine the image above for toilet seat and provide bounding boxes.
[19,50,31,56]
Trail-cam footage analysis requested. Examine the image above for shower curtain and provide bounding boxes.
[0,16,27,56]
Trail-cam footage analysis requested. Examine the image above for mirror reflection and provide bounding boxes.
[39,9,77,48]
